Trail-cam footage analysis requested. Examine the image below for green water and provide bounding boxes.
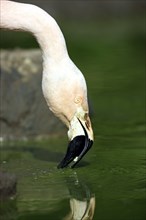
[0,17,146,220]
[0,137,145,220]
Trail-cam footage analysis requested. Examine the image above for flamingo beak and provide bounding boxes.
[57,119,93,168]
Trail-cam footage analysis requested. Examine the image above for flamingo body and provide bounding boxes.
[0,0,93,168]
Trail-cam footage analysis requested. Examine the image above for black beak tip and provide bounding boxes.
[70,139,93,168]
[57,136,93,169]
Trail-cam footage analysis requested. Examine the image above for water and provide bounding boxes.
[0,132,145,220]
[0,17,145,220]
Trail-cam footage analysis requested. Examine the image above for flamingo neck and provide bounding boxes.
[0,1,68,61]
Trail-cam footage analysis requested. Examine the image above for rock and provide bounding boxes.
[0,49,66,140]
[0,171,17,200]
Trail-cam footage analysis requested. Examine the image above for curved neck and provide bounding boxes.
[0,1,68,61]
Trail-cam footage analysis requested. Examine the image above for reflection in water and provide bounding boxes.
[64,172,95,220]
[0,170,96,220]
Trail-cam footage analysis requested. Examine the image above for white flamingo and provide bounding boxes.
[0,0,94,168]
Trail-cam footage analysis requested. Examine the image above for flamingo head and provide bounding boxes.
[42,59,94,168]
[57,106,94,168]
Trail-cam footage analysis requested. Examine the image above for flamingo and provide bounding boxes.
[0,0,94,168]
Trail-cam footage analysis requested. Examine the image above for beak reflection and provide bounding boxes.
[57,119,93,169]
[64,172,95,220]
